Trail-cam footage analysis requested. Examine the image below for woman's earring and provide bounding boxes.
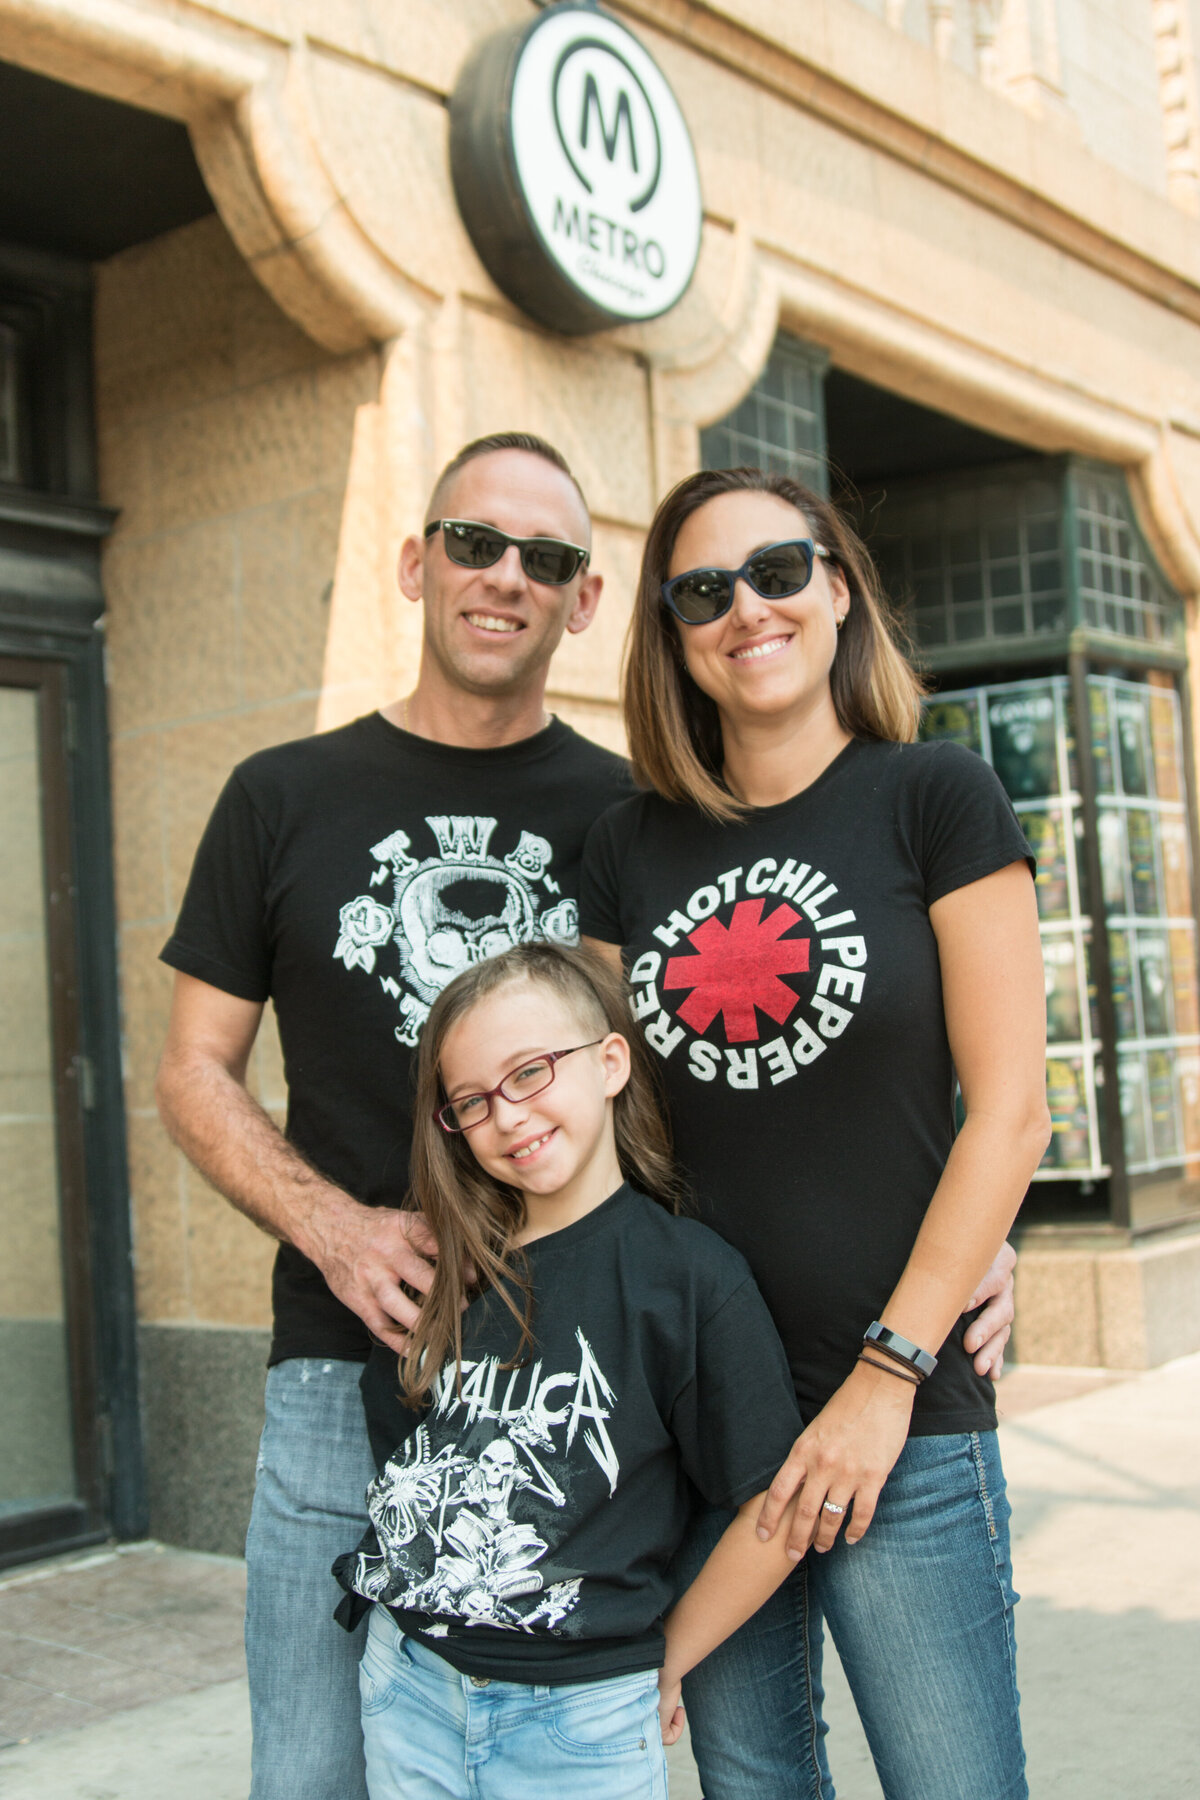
[835,613,846,631]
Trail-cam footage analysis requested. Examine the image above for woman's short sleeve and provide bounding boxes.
[918,742,1035,909]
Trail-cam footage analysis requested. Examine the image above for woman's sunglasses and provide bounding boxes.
[425,518,589,587]
[661,538,831,625]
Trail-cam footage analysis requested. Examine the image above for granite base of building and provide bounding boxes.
[138,1323,271,1556]
[1011,1228,1200,1369]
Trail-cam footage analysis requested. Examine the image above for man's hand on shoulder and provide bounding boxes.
[305,1199,440,1352]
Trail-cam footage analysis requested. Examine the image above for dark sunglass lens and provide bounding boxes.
[445,522,504,568]
[522,542,578,585]
[670,572,732,622]
[747,543,812,598]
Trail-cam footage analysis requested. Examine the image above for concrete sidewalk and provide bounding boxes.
[1,1357,1197,1798]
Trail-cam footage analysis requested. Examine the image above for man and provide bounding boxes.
[156,432,1015,1798]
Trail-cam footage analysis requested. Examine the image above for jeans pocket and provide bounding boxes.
[548,1673,660,1758]
[358,1620,405,1716]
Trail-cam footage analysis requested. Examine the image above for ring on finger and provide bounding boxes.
[821,1499,846,1516]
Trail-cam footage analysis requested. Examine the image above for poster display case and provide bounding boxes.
[922,674,1200,1184]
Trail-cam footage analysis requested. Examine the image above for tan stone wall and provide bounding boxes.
[57,0,1200,1367]
[96,213,380,1330]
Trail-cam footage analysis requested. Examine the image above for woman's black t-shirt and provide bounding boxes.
[580,739,1034,1436]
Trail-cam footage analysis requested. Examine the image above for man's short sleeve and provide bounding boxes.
[669,1271,803,1512]
[580,802,629,947]
[919,743,1035,909]
[160,771,274,1002]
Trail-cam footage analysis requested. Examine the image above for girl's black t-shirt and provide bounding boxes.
[580,738,1034,1436]
[160,712,632,1366]
[335,1185,803,1685]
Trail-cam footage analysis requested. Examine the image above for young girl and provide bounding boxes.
[333,940,805,1800]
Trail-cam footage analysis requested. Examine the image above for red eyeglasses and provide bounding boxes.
[436,1040,604,1132]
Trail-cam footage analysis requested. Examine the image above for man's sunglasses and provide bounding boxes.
[661,539,831,625]
[425,519,589,587]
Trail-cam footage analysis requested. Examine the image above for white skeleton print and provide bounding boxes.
[333,815,580,1044]
[348,1334,618,1635]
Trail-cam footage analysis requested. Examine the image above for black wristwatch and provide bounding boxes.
[863,1321,938,1381]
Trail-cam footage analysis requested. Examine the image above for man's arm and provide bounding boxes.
[155,971,436,1351]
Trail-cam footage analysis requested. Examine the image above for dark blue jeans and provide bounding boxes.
[676,1429,1027,1800]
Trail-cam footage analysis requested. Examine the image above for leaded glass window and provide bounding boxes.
[874,459,1183,666]
[1075,467,1174,645]
[701,335,828,494]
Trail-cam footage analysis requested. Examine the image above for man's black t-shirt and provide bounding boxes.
[333,1185,803,1684]
[161,713,632,1365]
[580,739,1033,1436]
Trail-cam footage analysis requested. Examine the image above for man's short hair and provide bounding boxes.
[426,432,589,527]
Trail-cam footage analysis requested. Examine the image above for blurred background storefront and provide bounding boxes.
[2,0,1200,1562]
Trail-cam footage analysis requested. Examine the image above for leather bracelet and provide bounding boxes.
[863,1321,937,1381]
[858,1351,922,1388]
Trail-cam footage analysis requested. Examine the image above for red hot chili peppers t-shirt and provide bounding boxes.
[580,738,1034,1437]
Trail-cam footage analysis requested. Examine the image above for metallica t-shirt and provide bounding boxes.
[332,1185,803,1684]
[160,713,631,1366]
[580,739,1034,1436]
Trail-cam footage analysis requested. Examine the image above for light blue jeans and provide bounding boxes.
[244,1357,376,1800]
[677,1429,1027,1800]
[359,1607,668,1800]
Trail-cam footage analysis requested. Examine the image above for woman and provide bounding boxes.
[580,467,1049,1800]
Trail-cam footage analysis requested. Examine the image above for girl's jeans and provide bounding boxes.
[359,1608,668,1800]
[676,1428,1027,1800]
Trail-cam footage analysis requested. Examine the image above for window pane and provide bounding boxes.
[0,688,76,1520]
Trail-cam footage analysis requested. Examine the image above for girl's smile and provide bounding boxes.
[439,980,630,1242]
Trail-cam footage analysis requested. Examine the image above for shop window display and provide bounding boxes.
[923,675,1200,1185]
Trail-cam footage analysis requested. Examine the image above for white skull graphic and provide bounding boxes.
[398,860,538,1001]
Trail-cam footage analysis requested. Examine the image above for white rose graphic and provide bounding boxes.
[334,895,395,974]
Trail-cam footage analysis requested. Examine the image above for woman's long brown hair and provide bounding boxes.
[624,467,926,822]
[400,942,683,1407]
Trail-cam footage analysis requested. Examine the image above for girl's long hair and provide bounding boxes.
[624,466,926,822]
[401,941,683,1407]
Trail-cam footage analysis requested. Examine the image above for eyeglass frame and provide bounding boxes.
[660,538,831,625]
[424,518,591,587]
[435,1038,606,1133]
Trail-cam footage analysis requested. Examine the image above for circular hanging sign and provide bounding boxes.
[449,3,703,335]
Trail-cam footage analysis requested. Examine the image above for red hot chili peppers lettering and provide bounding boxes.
[628,858,866,1089]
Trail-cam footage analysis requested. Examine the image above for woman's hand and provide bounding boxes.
[657,1672,686,1746]
[755,1358,915,1558]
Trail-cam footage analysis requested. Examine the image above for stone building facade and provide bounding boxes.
[2,0,1199,1557]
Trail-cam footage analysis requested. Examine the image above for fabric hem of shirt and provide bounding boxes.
[268,1340,370,1369]
[388,1614,665,1687]
[903,1409,999,1438]
[718,1459,794,1511]
[924,847,1036,909]
[159,938,269,1005]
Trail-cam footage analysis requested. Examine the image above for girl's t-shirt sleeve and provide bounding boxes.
[668,1264,803,1511]
[580,801,630,945]
[917,742,1035,908]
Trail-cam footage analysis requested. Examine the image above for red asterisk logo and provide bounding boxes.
[663,899,811,1044]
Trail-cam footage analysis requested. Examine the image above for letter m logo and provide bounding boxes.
[579,73,638,171]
